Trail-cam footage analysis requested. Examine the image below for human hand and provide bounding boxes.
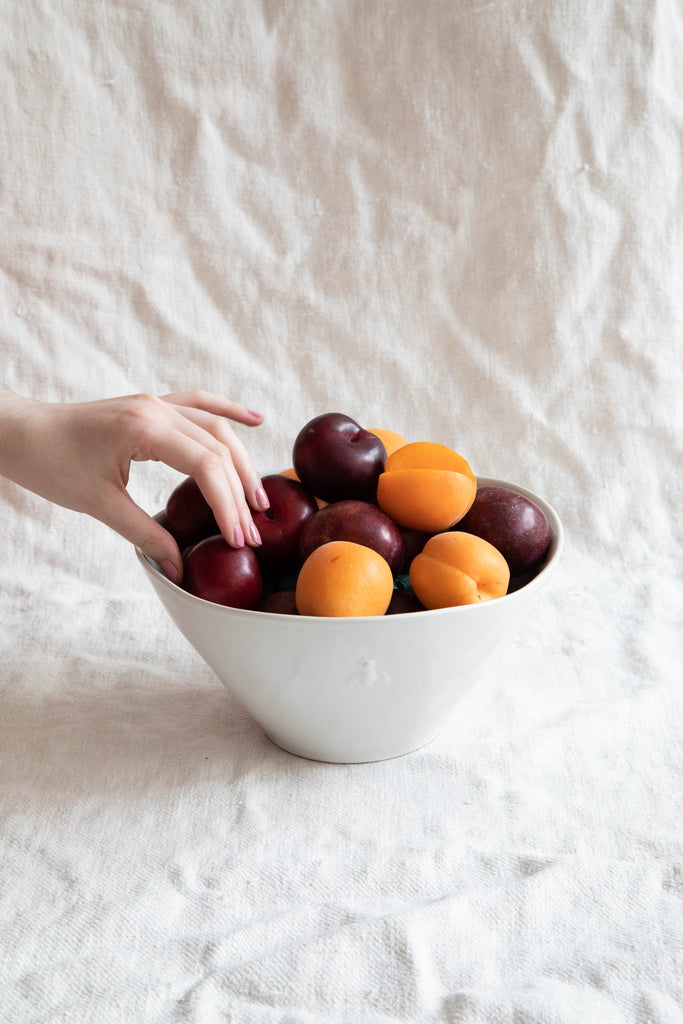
[0,388,269,582]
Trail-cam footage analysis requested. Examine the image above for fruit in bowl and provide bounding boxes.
[183,536,262,609]
[457,485,551,579]
[292,412,387,503]
[410,532,510,609]
[163,475,218,550]
[137,407,563,762]
[367,427,408,457]
[376,441,477,532]
[297,499,405,575]
[252,473,318,573]
[296,540,395,617]
[136,470,563,762]
[159,414,559,619]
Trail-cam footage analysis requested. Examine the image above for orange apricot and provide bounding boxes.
[377,441,476,532]
[366,427,408,458]
[409,531,510,608]
[295,540,394,617]
[384,441,475,477]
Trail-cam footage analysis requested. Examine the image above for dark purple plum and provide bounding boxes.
[385,590,426,615]
[397,525,434,572]
[258,589,299,615]
[298,499,405,574]
[164,476,218,549]
[292,413,387,503]
[457,486,551,576]
[253,474,318,572]
[183,535,262,609]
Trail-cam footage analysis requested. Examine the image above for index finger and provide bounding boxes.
[160,390,264,427]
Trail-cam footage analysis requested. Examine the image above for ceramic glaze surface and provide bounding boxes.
[137,479,563,762]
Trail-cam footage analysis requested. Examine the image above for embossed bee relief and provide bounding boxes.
[345,656,389,689]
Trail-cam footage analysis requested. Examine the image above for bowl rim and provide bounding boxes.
[136,476,564,623]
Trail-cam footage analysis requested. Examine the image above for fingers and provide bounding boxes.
[95,484,185,583]
[114,391,268,557]
[170,403,268,515]
[160,390,264,427]
[192,446,260,551]
[133,412,263,550]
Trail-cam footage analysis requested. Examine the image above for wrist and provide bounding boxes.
[0,388,42,485]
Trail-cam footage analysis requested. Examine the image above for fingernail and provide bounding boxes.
[256,487,270,510]
[248,409,264,419]
[250,522,262,545]
[160,560,178,583]
[234,525,245,548]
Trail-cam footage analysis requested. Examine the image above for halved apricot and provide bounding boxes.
[409,531,510,608]
[366,428,408,459]
[295,540,394,617]
[384,442,474,477]
[376,441,476,532]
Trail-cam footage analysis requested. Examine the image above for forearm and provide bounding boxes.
[0,386,42,492]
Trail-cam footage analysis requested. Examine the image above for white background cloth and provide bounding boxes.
[1,2,681,1021]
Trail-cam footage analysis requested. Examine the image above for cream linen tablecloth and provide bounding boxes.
[1,2,681,1022]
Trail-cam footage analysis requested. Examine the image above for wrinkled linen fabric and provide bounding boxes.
[1,2,681,1022]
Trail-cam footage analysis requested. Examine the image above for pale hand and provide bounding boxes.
[0,388,269,582]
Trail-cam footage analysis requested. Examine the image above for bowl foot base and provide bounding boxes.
[262,729,441,765]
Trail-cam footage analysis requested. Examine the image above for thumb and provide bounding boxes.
[94,487,184,584]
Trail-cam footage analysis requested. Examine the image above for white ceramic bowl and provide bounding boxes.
[136,478,563,763]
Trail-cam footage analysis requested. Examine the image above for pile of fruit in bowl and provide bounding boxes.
[138,412,562,762]
[154,412,555,618]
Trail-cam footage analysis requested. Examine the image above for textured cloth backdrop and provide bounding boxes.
[1,2,681,1022]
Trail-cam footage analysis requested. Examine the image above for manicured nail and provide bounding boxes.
[256,487,270,510]
[160,560,178,583]
[250,522,262,545]
[234,525,245,548]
